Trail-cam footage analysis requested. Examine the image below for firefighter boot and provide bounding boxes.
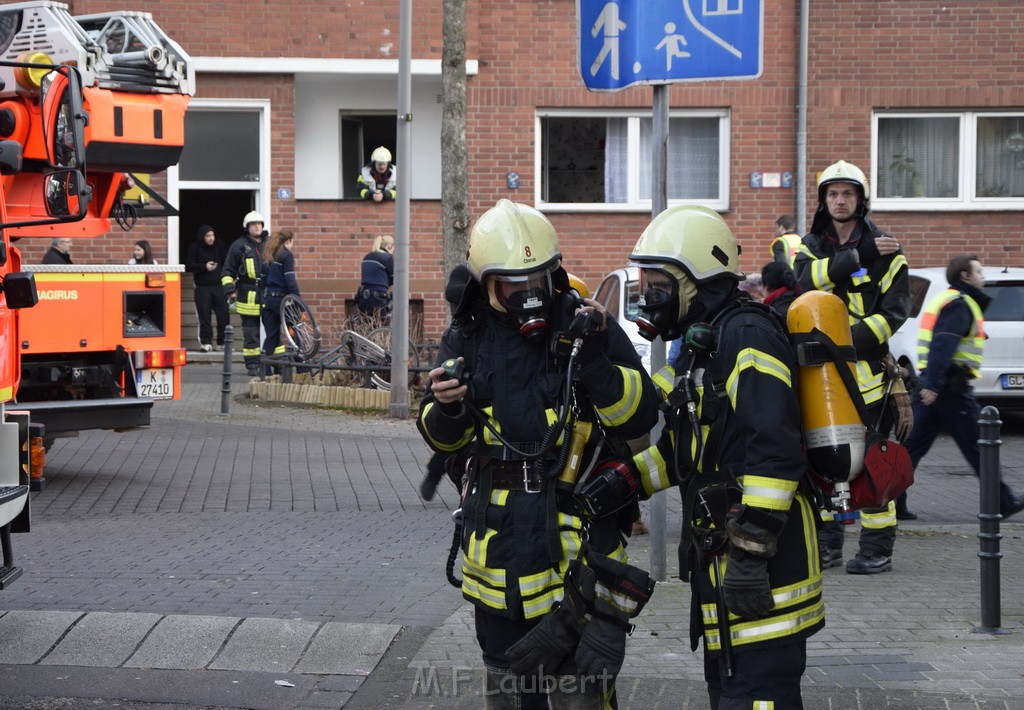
[846,549,893,574]
[820,546,843,569]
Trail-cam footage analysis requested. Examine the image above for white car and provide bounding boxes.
[594,266,667,373]
[888,266,1024,406]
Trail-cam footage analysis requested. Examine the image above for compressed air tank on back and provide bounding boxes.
[787,290,865,485]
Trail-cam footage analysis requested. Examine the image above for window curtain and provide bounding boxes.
[976,116,1024,198]
[604,117,628,203]
[639,117,719,200]
[877,117,959,198]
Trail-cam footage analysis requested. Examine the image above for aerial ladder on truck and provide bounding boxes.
[0,56,91,588]
[0,2,195,452]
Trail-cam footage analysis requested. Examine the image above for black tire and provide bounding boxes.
[280,294,321,359]
[367,326,420,390]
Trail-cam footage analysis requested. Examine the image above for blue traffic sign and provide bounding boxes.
[577,0,763,91]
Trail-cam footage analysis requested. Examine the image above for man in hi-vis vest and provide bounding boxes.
[901,255,1024,519]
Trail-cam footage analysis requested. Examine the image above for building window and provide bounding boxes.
[536,110,730,212]
[339,113,395,200]
[874,111,1024,210]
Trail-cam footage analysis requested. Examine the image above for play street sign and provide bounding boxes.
[577,0,763,91]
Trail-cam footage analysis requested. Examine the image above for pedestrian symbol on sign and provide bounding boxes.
[577,0,763,91]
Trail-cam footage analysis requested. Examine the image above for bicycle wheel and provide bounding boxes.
[367,326,420,390]
[280,294,321,359]
[339,330,391,389]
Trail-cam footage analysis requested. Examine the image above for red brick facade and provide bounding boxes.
[21,0,1024,341]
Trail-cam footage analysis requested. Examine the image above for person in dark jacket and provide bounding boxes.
[418,200,659,709]
[630,205,824,710]
[794,159,910,575]
[356,234,394,318]
[760,260,801,323]
[41,238,73,265]
[261,230,301,372]
[186,224,229,352]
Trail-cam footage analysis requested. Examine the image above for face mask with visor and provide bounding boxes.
[491,268,555,341]
[636,266,686,342]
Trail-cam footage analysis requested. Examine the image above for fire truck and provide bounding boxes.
[1,54,91,587]
[0,2,194,454]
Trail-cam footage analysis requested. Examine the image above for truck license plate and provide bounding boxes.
[137,368,174,399]
[1001,374,1024,389]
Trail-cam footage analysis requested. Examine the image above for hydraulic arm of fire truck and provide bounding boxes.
[0,1,193,239]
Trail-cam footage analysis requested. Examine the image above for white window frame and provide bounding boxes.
[166,99,271,261]
[534,109,731,213]
[872,110,1024,212]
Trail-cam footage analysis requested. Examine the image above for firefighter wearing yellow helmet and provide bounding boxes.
[222,210,269,375]
[358,146,396,202]
[629,204,824,709]
[417,200,659,708]
[793,160,911,575]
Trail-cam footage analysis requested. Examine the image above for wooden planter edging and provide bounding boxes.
[247,376,391,410]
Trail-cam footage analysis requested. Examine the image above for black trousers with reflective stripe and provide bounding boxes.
[704,639,806,709]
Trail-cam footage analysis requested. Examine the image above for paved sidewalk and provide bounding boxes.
[1,362,1022,709]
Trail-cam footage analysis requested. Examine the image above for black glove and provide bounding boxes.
[575,600,629,679]
[723,549,774,620]
[855,235,880,266]
[505,560,595,676]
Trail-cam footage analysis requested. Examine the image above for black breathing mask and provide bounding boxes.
[636,268,682,342]
[493,271,554,342]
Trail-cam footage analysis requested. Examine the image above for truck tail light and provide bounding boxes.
[29,436,45,479]
[133,348,187,368]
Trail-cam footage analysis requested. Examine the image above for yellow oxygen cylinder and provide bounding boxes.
[787,291,866,521]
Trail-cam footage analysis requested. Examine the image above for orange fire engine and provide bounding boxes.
[1,55,92,588]
[0,2,194,454]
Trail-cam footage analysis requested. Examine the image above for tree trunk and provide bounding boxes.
[441,0,469,293]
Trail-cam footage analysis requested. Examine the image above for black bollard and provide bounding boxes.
[973,405,1009,635]
[220,325,234,417]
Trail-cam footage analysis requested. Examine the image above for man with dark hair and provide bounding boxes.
[769,214,800,268]
[794,159,910,575]
[900,255,1024,519]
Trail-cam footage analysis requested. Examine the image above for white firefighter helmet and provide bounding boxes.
[629,205,742,283]
[817,160,870,202]
[467,199,561,282]
[370,146,392,163]
[242,210,265,228]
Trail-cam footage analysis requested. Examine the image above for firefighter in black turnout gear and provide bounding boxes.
[793,160,910,574]
[222,210,270,376]
[629,205,824,709]
[417,200,659,709]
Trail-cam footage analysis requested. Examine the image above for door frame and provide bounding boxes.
[166,99,272,264]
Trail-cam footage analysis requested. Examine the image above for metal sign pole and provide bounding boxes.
[389,0,412,418]
[648,84,669,581]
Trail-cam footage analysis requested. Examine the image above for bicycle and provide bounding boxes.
[334,327,420,391]
[280,294,322,359]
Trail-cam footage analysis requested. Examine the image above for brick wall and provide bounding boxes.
[48,0,1024,344]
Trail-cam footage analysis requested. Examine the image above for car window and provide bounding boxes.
[596,275,621,320]
[983,283,1024,321]
[625,279,641,322]
[908,275,932,318]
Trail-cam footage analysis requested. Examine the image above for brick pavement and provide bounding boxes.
[1,362,1023,709]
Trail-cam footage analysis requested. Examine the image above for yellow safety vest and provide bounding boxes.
[917,289,986,378]
[770,232,802,268]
